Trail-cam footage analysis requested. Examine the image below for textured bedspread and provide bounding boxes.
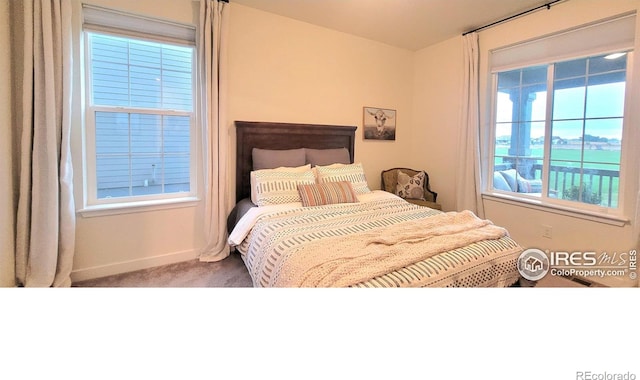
[231,192,523,287]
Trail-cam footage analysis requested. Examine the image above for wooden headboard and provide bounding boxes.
[235,121,358,202]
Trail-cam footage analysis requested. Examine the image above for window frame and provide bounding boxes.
[81,27,199,213]
[485,51,635,223]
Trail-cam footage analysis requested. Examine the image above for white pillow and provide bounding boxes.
[250,165,314,206]
[314,162,371,194]
[311,162,344,179]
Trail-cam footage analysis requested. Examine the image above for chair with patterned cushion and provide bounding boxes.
[381,168,440,210]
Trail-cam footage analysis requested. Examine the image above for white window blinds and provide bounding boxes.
[82,4,196,45]
[491,12,636,72]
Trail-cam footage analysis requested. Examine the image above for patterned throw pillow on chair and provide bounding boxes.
[396,170,426,200]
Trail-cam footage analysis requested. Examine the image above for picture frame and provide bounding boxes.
[363,107,396,140]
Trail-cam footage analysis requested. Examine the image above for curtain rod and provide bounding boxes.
[462,0,563,36]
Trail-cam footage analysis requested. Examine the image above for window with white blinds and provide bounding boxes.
[83,6,196,206]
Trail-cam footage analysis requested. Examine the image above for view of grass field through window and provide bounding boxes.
[493,53,626,208]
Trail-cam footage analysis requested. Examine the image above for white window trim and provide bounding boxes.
[84,103,197,207]
[485,52,633,222]
[484,17,638,224]
[80,7,199,214]
[481,193,629,227]
[77,196,200,218]
[488,55,633,226]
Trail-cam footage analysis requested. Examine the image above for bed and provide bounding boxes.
[228,121,525,287]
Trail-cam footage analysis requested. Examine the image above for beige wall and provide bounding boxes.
[228,3,416,193]
[71,1,416,280]
[412,37,463,212]
[413,0,640,287]
[0,1,15,286]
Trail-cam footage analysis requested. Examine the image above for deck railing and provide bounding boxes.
[494,162,620,207]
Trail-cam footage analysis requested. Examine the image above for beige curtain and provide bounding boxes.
[14,0,75,287]
[0,0,15,287]
[199,0,230,262]
[455,32,485,217]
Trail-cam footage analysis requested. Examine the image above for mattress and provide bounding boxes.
[229,191,523,287]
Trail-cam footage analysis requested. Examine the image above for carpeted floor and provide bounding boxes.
[73,251,592,288]
[73,252,253,287]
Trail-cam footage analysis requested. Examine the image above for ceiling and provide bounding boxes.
[232,0,556,51]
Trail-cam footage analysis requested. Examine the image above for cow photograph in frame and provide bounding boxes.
[363,107,396,140]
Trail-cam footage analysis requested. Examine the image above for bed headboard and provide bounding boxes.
[235,121,358,202]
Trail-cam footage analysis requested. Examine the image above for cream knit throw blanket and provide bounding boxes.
[271,210,510,287]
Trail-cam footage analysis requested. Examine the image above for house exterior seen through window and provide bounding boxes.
[492,53,628,210]
[85,32,195,204]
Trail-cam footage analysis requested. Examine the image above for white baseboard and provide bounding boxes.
[70,249,199,283]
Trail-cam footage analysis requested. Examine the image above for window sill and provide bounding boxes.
[481,192,629,227]
[78,196,200,218]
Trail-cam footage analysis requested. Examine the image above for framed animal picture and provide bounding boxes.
[363,107,396,140]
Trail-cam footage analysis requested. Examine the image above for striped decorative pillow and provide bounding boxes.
[251,166,315,206]
[315,162,371,194]
[297,181,359,207]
